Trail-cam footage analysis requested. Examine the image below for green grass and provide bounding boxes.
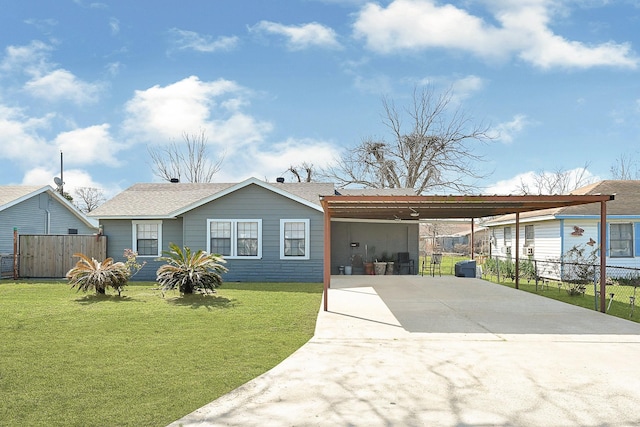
[481,273,640,323]
[419,254,467,275]
[0,281,323,426]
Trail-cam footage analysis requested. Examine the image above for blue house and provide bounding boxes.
[0,185,98,254]
[483,180,640,278]
[89,178,420,282]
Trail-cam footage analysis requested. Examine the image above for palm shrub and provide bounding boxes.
[156,243,227,295]
[66,253,129,295]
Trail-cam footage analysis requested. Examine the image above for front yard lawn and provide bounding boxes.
[0,281,323,426]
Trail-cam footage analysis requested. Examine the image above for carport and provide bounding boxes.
[320,193,614,313]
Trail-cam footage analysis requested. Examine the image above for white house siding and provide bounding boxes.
[528,220,562,261]
[488,218,640,280]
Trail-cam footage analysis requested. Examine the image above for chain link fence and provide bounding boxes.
[0,253,15,279]
[481,255,640,319]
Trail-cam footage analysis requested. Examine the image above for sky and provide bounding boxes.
[1,0,639,200]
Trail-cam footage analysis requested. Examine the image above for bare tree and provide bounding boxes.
[516,163,595,195]
[74,187,106,213]
[322,86,492,193]
[610,152,640,180]
[148,130,224,183]
[286,162,315,182]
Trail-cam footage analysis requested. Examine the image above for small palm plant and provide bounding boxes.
[156,243,227,295]
[66,253,129,295]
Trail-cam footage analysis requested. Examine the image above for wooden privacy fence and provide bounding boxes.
[19,234,107,278]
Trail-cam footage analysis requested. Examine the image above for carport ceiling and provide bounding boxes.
[320,194,615,221]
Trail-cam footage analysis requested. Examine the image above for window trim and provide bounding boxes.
[503,226,512,246]
[524,225,535,247]
[280,219,310,260]
[132,220,162,257]
[610,223,633,258]
[207,219,262,259]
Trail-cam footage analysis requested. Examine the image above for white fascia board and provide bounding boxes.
[0,186,49,212]
[483,214,557,227]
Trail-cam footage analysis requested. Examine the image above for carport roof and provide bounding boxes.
[319,193,615,221]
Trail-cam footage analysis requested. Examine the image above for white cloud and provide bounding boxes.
[484,167,600,195]
[484,171,537,194]
[122,75,273,149]
[25,69,103,104]
[109,17,120,35]
[353,0,638,69]
[490,114,530,143]
[0,105,55,165]
[0,40,53,75]
[168,28,239,53]
[1,41,104,104]
[22,166,117,199]
[251,21,342,50]
[53,124,124,167]
[451,75,485,102]
[216,137,340,182]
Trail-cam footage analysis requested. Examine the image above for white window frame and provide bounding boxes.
[504,226,512,246]
[280,219,310,260]
[207,219,262,259]
[610,223,633,258]
[524,225,535,247]
[132,220,162,257]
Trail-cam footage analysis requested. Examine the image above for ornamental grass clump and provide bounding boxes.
[156,243,227,296]
[66,250,146,296]
[66,253,129,295]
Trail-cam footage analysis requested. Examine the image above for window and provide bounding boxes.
[504,227,512,246]
[610,223,633,258]
[210,221,231,256]
[524,225,534,247]
[208,219,262,259]
[132,221,162,257]
[280,219,310,260]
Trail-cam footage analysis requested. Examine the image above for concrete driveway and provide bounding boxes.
[170,275,640,427]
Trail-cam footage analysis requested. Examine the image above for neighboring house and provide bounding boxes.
[89,178,420,282]
[0,185,98,254]
[482,180,640,277]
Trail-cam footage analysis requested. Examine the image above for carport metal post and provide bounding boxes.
[470,219,474,260]
[599,200,607,313]
[515,212,520,290]
[323,202,331,311]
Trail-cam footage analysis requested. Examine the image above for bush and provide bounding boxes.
[156,243,227,295]
[66,253,129,295]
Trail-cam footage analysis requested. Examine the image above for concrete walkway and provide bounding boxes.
[170,275,640,426]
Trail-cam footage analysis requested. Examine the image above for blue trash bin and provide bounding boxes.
[455,260,477,278]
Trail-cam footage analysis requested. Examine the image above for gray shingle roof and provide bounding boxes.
[89,178,337,218]
[0,186,48,211]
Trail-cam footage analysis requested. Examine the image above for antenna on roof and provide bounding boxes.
[54,151,64,195]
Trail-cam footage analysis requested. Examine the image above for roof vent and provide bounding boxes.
[170,178,179,183]
[276,177,285,183]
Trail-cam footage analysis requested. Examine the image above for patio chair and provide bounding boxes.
[395,252,415,275]
[422,253,442,277]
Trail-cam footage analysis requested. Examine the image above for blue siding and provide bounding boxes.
[0,192,96,254]
[102,184,325,283]
[183,184,324,282]
[101,218,184,281]
[635,223,640,257]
